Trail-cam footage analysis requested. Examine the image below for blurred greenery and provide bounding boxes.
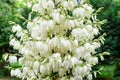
[90,0,120,79]
[90,0,120,56]
[0,0,31,78]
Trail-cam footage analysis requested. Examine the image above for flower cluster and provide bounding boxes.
[8,0,105,80]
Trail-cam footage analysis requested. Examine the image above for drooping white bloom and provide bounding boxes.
[87,74,93,80]
[23,67,30,74]
[87,57,98,65]
[67,1,75,10]
[9,56,17,63]
[31,26,41,40]
[65,20,75,29]
[33,60,40,74]
[18,57,24,65]
[59,68,66,77]
[62,55,72,69]
[52,10,60,24]
[36,41,50,57]
[60,38,72,52]
[13,41,21,49]
[47,0,55,9]
[93,28,99,35]
[32,4,39,12]
[74,46,85,59]
[73,8,86,18]
[62,1,68,9]
[49,53,62,72]
[71,57,79,67]
[86,25,93,32]
[11,70,15,76]
[40,0,48,9]
[72,66,83,76]
[12,25,22,33]
[12,69,22,78]
[40,64,50,75]
[27,21,35,31]
[9,38,16,46]
[83,4,94,13]
[48,20,55,30]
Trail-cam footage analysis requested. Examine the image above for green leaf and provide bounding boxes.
[102,52,110,55]
[93,71,97,78]
[99,54,104,61]
[10,62,22,68]
[2,53,9,61]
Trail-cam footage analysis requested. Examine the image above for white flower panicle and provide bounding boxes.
[8,0,106,80]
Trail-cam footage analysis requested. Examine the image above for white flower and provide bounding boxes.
[74,46,85,59]
[36,42,50,57]
[41,0,48,9]
[23,67,30,74]
[82,28,89,37]
[59,15,66,30]
[48,20,55,30]
[73,8,86,18]
[87,57,98,65]
[25,60,33,67]
[49,53,62,72]
[71,28,81,39]
[71,57,79,67]
[9,38,16,46]
[33,60,40,74]
[72,66,83,76]
[27,21,34,31]
[11,70,15,76]
[18,57,24,65]
[70,77,75,80]
[62,1,68,9]
[52,10,60,24]
[47,0,55,9]
[14,69,22,78]
[74,76,83,80]
[62,55,72,69]
[47,37,59,49]
[60,38,71,52]
[59,68,66,77]
[83,4,94,13]
[16,31,23,37]
[9,56,17,63]
[67,1,75,10]
[13,41,21,49]
[73,39,78,47]
[86,25,93,32]
[87,74,93,80]
[65,20,75,29]
[32,4,39,12]
[40,64,48,75]
[84,43,95,52]
[40,20,49,31]
[12,25,22,33]
[92,42,100,48]
[19,46,31,56]
[31,26,42,40]
[92,28,99,35]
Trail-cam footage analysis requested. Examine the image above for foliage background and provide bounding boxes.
[0,0,120,79]
[0,0,31,78]
[89,0,120,80]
